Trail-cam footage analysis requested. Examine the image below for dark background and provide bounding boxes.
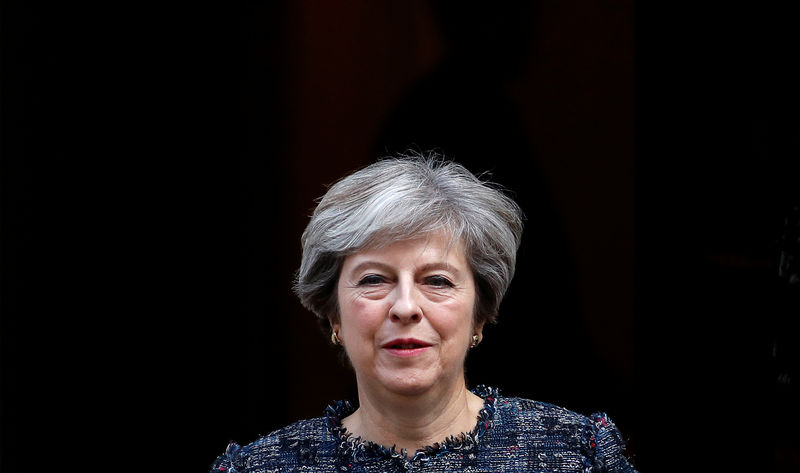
[2,2,798,472]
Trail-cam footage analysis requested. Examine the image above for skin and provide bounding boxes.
[333,231,485,455]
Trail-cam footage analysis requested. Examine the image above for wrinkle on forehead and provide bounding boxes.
[357,228,465,260]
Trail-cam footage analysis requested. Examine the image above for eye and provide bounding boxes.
[358,274,386,286]
[425,275,454,288]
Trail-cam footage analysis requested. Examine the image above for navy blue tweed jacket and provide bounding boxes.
[211,386,638,472]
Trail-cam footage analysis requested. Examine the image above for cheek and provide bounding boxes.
[434,302,475,340]
[339,298,387,339]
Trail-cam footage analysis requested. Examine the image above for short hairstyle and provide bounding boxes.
[294,152,523,326]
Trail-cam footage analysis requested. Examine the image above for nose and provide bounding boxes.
[389,279,421,323]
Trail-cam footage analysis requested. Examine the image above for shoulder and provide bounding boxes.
[492,396,638,472]
[586,412,638,473]
[495,395,595,432]
[209,417,331,473]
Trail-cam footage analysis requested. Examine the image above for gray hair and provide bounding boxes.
[294,152,523,326]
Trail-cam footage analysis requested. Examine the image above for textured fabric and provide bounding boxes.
[210,386,638,472]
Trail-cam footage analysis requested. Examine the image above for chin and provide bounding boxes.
[377,370,446,396]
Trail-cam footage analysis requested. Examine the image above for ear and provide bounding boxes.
[328,317,340,335]
[474,320,485,342]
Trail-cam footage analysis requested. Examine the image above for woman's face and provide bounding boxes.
[334,232,481,397]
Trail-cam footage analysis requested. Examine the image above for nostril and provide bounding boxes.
[389,311,422,322]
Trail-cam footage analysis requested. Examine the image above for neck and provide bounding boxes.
[342,376,484,456]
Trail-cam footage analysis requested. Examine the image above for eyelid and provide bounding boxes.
[357,274,386,285]
[425,275,455,287]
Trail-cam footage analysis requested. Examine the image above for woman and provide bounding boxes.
[211,154,638,472]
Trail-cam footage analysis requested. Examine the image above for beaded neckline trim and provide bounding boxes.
[324,385,499,464]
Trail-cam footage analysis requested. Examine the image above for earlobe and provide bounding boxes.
[329,320,342,346]
[470,334,480,348]
[327,316,339,334]
[474,321,485,339]
[471,321,485,348]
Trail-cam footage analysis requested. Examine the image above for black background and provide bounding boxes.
[2,2,798,472]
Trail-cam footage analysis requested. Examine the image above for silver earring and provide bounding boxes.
[470,334,480,348]
[331,331,342,346]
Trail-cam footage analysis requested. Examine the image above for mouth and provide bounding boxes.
[387,343,427,349]
[382,338,431,358]
[382,338,431,349]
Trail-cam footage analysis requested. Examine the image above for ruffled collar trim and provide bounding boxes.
[324,385,499,465]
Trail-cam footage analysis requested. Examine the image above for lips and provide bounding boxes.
[382,338,432,350]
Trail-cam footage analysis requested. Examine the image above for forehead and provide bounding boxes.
[344,232,467,269]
